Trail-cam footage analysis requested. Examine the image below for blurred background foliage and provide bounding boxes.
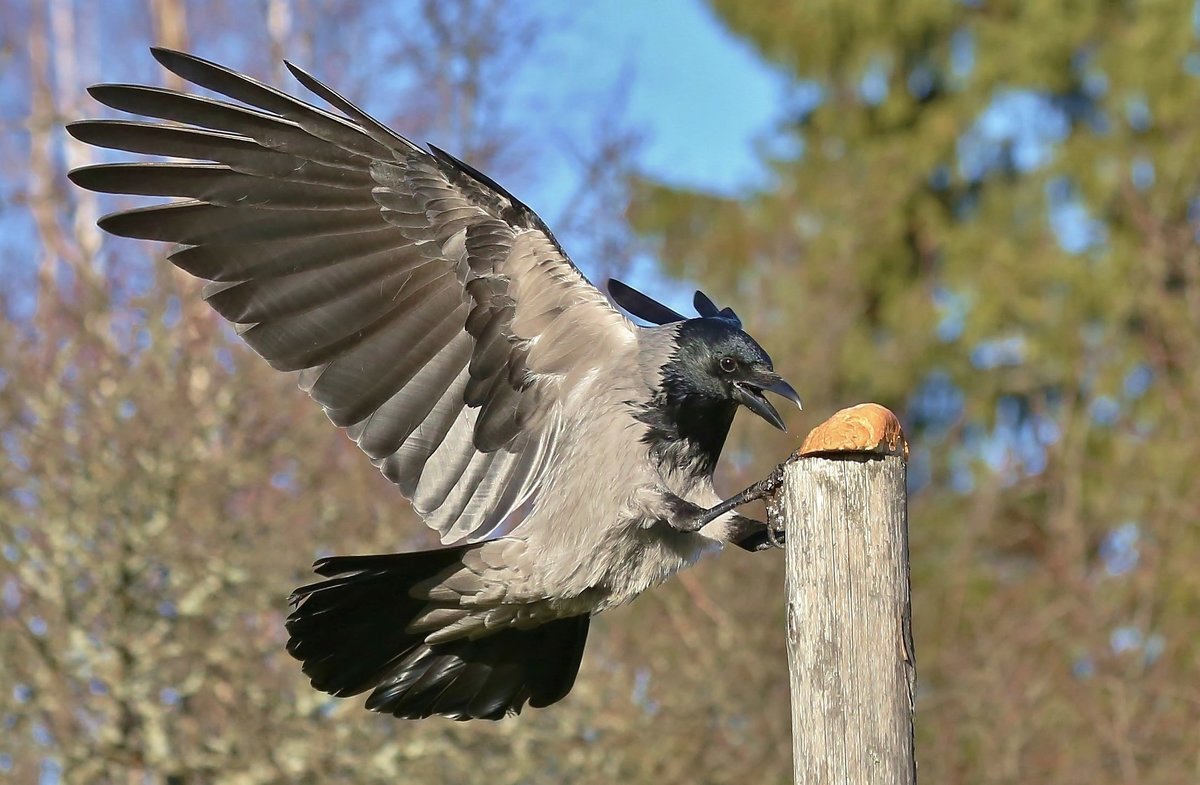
[2,0,1199,783]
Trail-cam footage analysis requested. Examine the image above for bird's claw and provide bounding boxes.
[761,464,786,548]
[759,464,785,495]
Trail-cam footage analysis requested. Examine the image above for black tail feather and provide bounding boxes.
[285,546,590,721]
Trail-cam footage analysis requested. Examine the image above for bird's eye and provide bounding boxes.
[719,356,737,374]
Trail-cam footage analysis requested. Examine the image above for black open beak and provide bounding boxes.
[734,377,803,431]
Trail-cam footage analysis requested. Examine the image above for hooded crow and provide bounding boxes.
[67,49,803,721]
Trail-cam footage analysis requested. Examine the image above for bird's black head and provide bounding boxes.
[608,278,801,474]
[664,317,802,431]
[639,316,802,476]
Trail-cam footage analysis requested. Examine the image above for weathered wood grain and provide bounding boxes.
[770,404,914,785]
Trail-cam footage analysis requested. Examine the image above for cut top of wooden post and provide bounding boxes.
[796,402,908,459]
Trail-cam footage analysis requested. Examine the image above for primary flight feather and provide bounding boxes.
[69,48,802,721]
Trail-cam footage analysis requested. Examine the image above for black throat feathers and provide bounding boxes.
[635,388,737,479]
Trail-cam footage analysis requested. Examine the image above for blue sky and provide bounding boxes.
[509,0,787,313]
[546,0,786,195]
[512,0,785,210]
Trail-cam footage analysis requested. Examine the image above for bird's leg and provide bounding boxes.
[677,464,787,535]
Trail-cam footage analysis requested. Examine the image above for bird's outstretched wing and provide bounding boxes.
[68,48,636,544]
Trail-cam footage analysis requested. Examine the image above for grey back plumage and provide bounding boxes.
[68,48,637,544]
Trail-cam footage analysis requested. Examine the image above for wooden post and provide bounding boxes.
[768,403,915,785]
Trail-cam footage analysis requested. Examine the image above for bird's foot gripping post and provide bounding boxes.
[769,403,916,785]
[682,465,788,535]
